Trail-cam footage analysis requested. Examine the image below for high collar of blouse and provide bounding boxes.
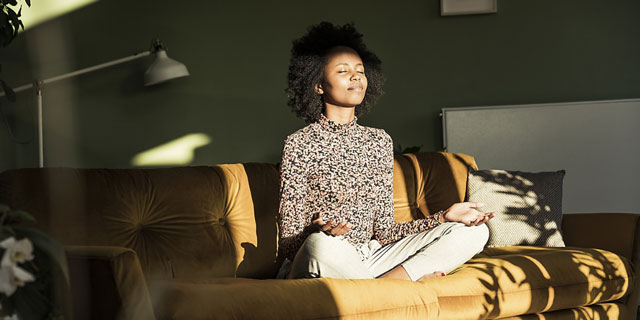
[317,113,358,133]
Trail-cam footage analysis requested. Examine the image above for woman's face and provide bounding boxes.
[316,46,368,109]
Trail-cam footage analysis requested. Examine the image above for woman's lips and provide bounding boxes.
[348,85,364,91]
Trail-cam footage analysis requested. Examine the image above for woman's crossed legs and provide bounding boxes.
[288,222,489,281]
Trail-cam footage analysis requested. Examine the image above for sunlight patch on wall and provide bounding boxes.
[19,0,98,31]
[131,133,211,167]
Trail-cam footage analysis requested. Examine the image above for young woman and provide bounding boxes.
[278,22,494,281]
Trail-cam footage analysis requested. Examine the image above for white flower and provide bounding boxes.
[0,263,35,296]
[0,237,34,267]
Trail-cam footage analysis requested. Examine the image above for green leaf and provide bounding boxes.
[1,24,9,39]
[1,27,12,47]
[0,225,17,237]
[0,203,9,213]
[7,6,17,20]
[6,7,19,39]
[12,227,73,319]
[0,12,17,47]
[7,210,36,223]
[13,272,54,320]
[1,31,15,48]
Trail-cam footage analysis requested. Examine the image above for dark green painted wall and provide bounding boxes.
[1,0,639,171]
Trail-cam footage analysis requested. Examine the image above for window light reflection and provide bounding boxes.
[19,0,98,31]
[131,133,211,167]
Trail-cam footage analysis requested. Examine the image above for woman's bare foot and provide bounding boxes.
[417,271,446,281]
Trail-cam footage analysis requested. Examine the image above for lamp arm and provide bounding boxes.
[0,49,152,168]
[0,50,152,97]
[0,39,181,169]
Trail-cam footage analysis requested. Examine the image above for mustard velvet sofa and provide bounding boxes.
[0,152,637,319]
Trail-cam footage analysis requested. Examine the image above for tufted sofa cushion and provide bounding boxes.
[0,167,238,280]
[0,152,478,281]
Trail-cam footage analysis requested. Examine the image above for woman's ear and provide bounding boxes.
[314,83,324,95]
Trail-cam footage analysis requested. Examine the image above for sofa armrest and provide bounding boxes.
[561,213,639,262]
[562,213,640,319]
[65,245,155,320]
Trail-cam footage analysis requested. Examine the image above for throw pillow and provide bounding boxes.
[467,169,566,247]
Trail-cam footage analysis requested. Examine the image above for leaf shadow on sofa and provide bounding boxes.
[456,246,631,319]
[447,169,633,318]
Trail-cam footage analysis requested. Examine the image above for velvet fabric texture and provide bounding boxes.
[433,246,632,319]
[65,246,155,319]
[498,302,624,319]
[0,152,637,319]
[148,277,439,319]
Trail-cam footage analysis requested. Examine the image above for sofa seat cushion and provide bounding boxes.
[148,277,439,319]
[427,246,633,319]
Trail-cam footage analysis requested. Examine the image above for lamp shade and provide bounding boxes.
[144,50,190,86]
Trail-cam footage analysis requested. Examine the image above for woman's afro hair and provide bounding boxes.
[286,22,384,123]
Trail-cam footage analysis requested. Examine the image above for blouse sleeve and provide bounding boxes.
[373,131,442,246]
[278,135,313,261]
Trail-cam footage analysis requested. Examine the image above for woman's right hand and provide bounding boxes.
[312,213,351,236]
[442,202,495,226]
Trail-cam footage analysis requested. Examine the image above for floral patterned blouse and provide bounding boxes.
[278,114,441,261]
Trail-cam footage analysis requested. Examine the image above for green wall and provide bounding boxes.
[1,0,639,171]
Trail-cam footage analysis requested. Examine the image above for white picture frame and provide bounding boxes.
[441,0,497,16]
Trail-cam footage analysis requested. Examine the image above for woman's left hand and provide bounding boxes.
[442,202,495,226]
[312,213,352,236]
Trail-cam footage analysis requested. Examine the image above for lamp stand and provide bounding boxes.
[0,39,189,168]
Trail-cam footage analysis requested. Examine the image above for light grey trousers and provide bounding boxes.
[285,222,489,281]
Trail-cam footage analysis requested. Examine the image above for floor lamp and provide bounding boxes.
[0,39,190,168]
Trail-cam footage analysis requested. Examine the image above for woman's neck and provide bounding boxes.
[324,105,356,124]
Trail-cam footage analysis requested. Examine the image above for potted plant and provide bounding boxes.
[1,0,31,101]
[0,204,70,319]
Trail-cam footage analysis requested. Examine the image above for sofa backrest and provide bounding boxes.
[393,152,477,222]
[0,152,476,280]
